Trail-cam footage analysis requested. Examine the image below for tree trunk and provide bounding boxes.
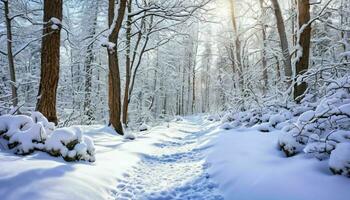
[187,51,191,115]
[3,0,18,107]
[122,0,132,126]
[36,0,62,125]
[107,0,127,135]
[294,0,311,102]
[229,0,244,96]
[259,0,268,95]
[270,0,293,81]
[83,1,99,124]
[192,65,196,114]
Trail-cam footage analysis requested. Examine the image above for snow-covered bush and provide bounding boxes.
[0,113,96,162]
[255,123,273,133]
[45,127,95,162]
[329,143,350,177]
[0,115,34,140]
[31,112,55,134]
[9,123,47,155]
[278,132,306,157]
[278,76,350,158]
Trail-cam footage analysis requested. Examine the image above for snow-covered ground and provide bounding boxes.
[206,127,350,200]
[1,116,350,200]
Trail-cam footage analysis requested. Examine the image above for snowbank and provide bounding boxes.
[206,128,350,200]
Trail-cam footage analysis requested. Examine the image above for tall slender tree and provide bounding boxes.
[84,1,99,124]
[36,0,63,124]
[259,0,268,94]
[2,0,18,108]
[107,0,127,134]
[122,0,133,126]
[270,0,293,82]
[229,0,244,94]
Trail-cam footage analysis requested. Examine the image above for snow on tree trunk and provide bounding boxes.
[36,0,63,125]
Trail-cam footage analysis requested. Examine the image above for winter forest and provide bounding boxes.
[1,0,350,199]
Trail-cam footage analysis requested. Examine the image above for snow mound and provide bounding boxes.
[138,123,149,132]
[124,132,136,140]
[329,143,350,177]
[30,112,55,134]
[206,115,220,122]
[173,115,184,121]
[269,114,286,127]
[9,123,46,155]
[255,122,273,132]
[278,132,306,157]
[219,122,234,130]
[0,114,34,140]
[46,127,95,162]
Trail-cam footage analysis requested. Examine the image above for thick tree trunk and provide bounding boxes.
[270,0,293,81]
[294,0,311,102]
[107,0,127,134]
[259,0,268,95]
[122,0,132,126]
[3,0,18,107]
[36,0,62,124]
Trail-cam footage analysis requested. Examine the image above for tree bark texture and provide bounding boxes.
[36,0,63,125]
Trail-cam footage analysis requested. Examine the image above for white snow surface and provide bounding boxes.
[1,116,350,200]
[206,127,350,200]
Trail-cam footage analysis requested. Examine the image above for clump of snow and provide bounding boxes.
[124,131,136,140]
[9,123,46,155]
[49,17,61,30]
[138,123,149,132]
[278,132,305,157]
[297,110,315,123]
[45,127,95,162]
[101,39,116,50]
[0,114,34,140]
[206,115,220,122]
[255,122,273,132]
[219,122,234,130]
[329,143,350,177]
[30,111,55,134]
[268,114,286,127]
[173,115,183,122]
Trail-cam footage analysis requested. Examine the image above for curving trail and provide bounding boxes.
[112,118,223,200]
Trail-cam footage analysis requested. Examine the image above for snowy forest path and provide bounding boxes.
[111,116,223,200]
